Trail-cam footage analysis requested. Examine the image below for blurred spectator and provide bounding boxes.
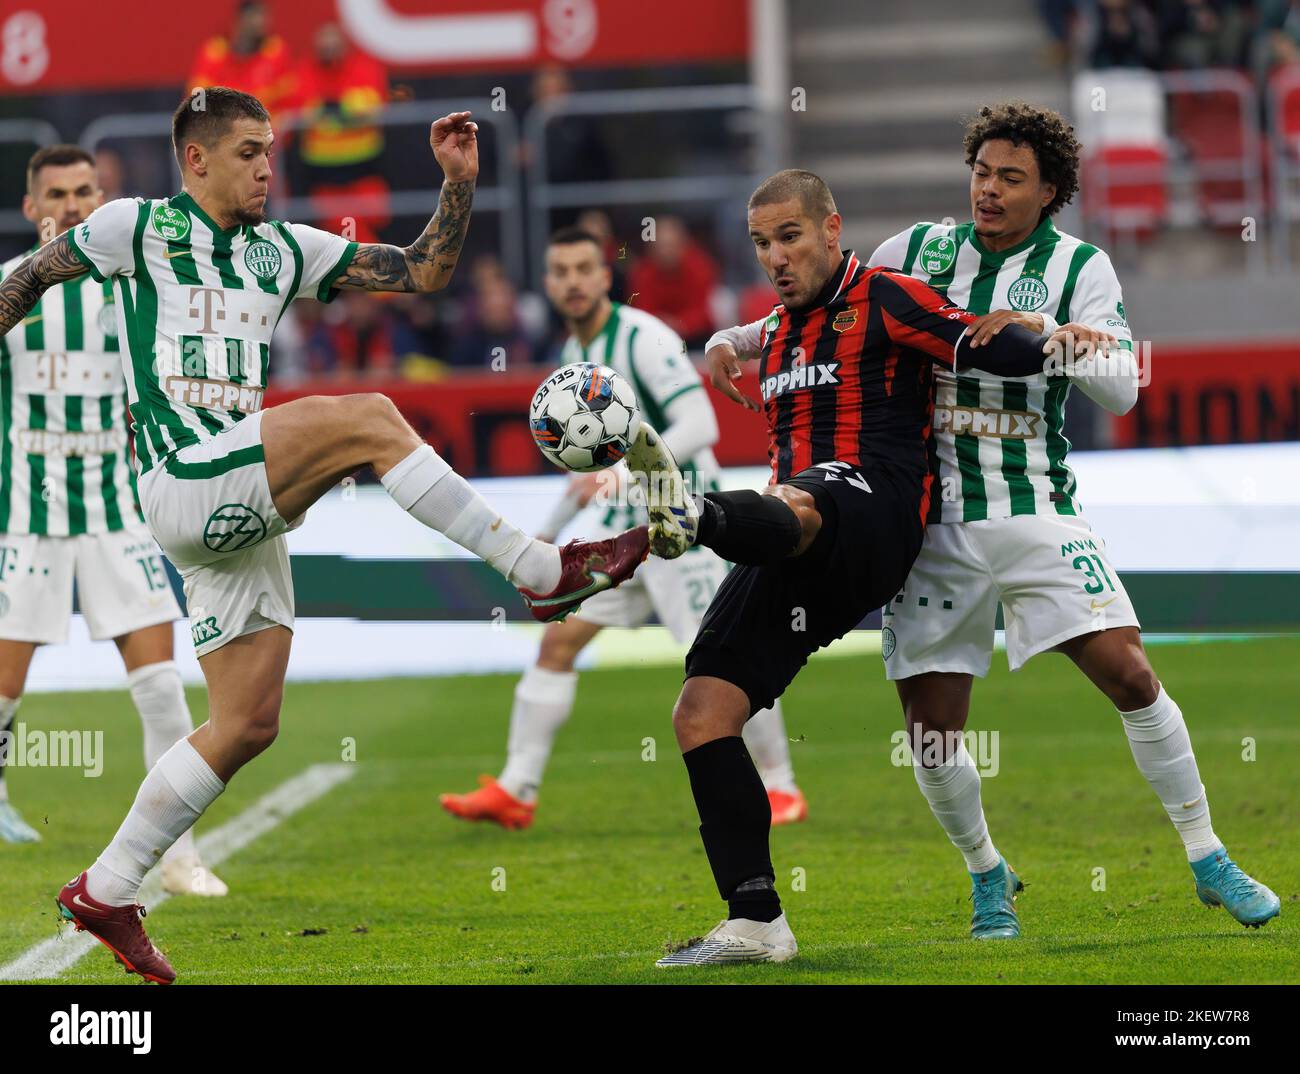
[521,65,614,228]
[1039,0,1084,67]
[315,290,399,379]
[187,1,296,123]
[291,22,391,243]
[1089,0,1162,68]
[1258,0,1300,71]
[93,148,125,202]
[389,293,451,365]
[1155,0,1252,68]
[576,208,629,301]
[627,216,720,348]
[448,259,538,369]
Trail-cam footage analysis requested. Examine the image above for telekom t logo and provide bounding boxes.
[187,287,226,334]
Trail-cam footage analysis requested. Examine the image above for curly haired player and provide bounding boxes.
[706,102,1278,948]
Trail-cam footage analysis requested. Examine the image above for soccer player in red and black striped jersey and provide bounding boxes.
[642,170,1111,966]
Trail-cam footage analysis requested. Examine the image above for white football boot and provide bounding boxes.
[160,856,229,897]
[0,800,41,843]
[623,421,699,560]
[656,913,798,967]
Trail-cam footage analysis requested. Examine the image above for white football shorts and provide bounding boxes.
[882,512,1140,679]
[0,526,181,645]
[137,412,301,657]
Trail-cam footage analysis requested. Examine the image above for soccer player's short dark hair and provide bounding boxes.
[748,169,838,221]
[963,101,1081,217]
[171,86,271,171]
[547,226,604,257]
[26,145,96,194]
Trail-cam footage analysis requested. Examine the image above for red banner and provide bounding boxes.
[0,1,748,94]
[265,363,772,478]
[1115,341,1300,447]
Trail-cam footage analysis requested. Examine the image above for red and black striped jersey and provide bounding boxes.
[757,249,1044,522]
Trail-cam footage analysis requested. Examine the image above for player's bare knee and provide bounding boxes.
[536,634,579,672]
[240,710,280,756]
[1110,660,1159,711]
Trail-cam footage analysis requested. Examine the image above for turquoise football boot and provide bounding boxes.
[1191,848,1280,929]
[970,855,1023,939]
[0,800,41,843]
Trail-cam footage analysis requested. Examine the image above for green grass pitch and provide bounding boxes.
[1,636,1296,984]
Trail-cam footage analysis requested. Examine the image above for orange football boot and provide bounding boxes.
[440,775,536,830]
[767,787,808,827]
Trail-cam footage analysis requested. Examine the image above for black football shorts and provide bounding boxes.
[684,462,924,715]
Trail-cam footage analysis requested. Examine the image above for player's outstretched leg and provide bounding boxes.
[120,652,227,897]
[1061,629,1279,929]
[263,395,648,623]
[0,694,40,843]
[441,617,598,829]
[898,672,1022,939]
[743,701,808,826]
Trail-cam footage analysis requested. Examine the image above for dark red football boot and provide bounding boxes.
[56,872,176,985]
[518,526,649,623]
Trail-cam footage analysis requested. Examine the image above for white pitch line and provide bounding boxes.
[0,763,355,982]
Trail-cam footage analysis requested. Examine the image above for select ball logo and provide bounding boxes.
[529,362,640,473]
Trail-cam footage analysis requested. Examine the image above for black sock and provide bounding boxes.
[682,736,780,921]
[729,875,781,923]
[693,490,802,566]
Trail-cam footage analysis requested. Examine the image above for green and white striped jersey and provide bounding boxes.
[0,246,142,536]
[65,194,357,477]
[559,302,721,530]
[870,216,1132,524]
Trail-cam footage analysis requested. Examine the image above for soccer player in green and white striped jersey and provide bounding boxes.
[440,227,806,830]
[0,145,225,895]
[0,90,648,983]
[706,103,1278,938]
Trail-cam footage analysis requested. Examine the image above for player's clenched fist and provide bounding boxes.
[431,112,479,182]
[706,341,761,412]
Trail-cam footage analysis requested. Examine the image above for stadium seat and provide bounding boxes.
[1073,70,1170,242]
[1169,89,1263,229]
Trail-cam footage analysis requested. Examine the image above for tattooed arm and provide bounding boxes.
[0,233,89,335]
[337,178,474,293]
[337,111,479,294]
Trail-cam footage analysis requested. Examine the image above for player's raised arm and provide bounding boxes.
[337,111,478,293]
[0,232,88,335]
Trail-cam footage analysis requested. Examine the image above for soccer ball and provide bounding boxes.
[529,362,640,472]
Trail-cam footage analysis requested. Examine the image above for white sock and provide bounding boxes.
[381,445,560,593]
[912,739,1000,874]
[0,695,18,803]
[497,665,578,801]
[86,738,225,906]
[126,661,200,865]
[743,701,797,793]
[1119,686,1220,861]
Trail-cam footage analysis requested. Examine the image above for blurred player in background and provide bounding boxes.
[708,102,1279,940]
[0,90,648,984]
[0,146,226,896]
[440,227,806,830]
